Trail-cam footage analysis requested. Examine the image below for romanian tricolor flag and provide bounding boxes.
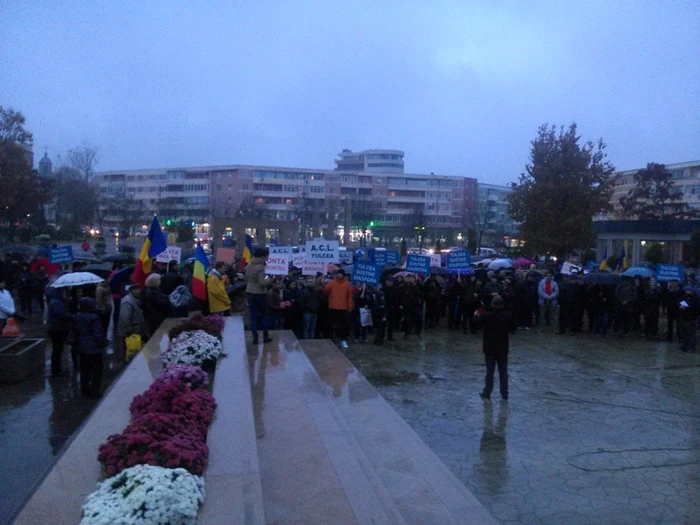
[600,247,608,271]
[192,241,209,301]
[619,247,628,271]
[132,216,167,287]
[242,234,253,264]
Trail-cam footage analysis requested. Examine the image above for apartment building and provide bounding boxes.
[608,159,700,217]
[94,151,478,246]
[476,183,520,248]
[334,148,404,173]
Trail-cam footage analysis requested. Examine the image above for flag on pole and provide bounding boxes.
[242,234,254,263]
[600,246,608,271]
[619,247,628,271]
[132,216,167,286]
[192,241,209,301]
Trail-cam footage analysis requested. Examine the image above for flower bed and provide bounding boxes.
[130,379,217,431]
[81,465,204,525]
[98,413,209,476]
[82,315,227,524]
[162,330,223,367]
[168,314,226,341]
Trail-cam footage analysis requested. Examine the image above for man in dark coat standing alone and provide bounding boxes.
[474,294,512,400]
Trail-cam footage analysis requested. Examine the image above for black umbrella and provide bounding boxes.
[102,253,133,263]
[81,263,112,279]
[583,272,621,286]
[109,266,135,294]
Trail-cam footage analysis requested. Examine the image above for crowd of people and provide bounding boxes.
[1,248,698,400]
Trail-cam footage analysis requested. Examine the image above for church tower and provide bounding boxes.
[39,150,53,178]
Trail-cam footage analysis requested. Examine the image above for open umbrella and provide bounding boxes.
[583,272,622,286]
[102,253,133,263]
[623,267,656,278]
[447,267,474,275]
[488,258,514,270]
[394,271,416,278]
[81,263,112,279]
[50,271,103,288]
[109,266,135,294]
[2,244,35,256]
[430,266,448,275]
[353,249,366,260]
[514,258,533,268]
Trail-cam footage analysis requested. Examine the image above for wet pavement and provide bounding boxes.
[0,317,123,525]
[347,326,700,525]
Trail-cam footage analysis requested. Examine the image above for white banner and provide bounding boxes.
[561,261,582,275]
[292,253,306,268]
[270,245,293,254]
[338,251,353,264]
[302,259,326,276]
[430,253,441,268]
[266,253,290,275]
[156,246,182,264]
[305,240,339,264]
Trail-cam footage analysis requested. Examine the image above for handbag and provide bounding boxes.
[359,307,373,328]
[125,334,142,362]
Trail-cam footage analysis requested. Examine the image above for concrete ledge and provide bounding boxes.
[0,337,45,383]
[13,317,264,525]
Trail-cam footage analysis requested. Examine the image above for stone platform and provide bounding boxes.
[12,318,494,524]
[250,330,496,525]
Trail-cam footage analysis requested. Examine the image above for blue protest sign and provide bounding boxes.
[447,250,471,271]
[386,251,400,265]
[353,262,379,285]
[49,246,74,264]
[406,254,430,274]
[656,263,684,282]
[372,250,387,267]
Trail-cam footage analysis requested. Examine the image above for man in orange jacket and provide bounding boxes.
[324,269,353,349]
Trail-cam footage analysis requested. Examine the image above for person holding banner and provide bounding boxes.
[245,248,272,345]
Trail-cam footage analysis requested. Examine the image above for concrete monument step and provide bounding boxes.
[249,330,496,525]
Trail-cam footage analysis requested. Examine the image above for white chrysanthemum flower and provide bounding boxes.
[81,465,204,525]
[162,330,223,367]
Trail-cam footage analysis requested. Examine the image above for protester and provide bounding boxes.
[324,269,353,349]
[383,277,399,341]
[19,263,33,315]
[46,287,75,376]
[117,284,148,362]
[74,297,107,398]
[615,276,637,336]
[245,248,272,345]
[160,261,183,295]
[372,287,387,345]
[460,274,480,334]
[537,272,559,327]
[33,264,48,315]
[299,275,322,339]
[353,283,374,343]
[424,275,441,329]
[474,294,511,400]
[0,279,16,332]
[143,273,171,334]
[643,278,661,341]
[663,280,682,342]
[266,278,285,330]
[207,261,232,316]
[678,286,700,353]
[95,279,113,337]
[283,280,303,338]
[398,274,422,339]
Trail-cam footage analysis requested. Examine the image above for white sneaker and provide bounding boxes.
[341,340,349,349]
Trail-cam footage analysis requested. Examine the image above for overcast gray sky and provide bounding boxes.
[1,1,698,184]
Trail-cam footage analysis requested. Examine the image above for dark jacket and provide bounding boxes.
[397,283,420,309]
[679,294,700,321]
[299,285,322,313]
[144,287,171,334]
[160,271,184,296]
[74,298,107,355]
[267,289,283,314]
[47,289,74,332]
[474,309,512,356]
[615,280,637,311]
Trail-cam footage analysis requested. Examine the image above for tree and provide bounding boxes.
[619,163,698,220]
[350,199,381,247]
[644,243,665,264]
[53,164,99,236]
[105,192,145,234]
[472,198,497,252]
[687,229,700,268]
[0,108,51,237]
[67,143,99,182]
[508,123,615,258]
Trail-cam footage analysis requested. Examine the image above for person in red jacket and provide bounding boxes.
[324,269,353,349]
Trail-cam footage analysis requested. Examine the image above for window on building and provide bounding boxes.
[243,184,249,190]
